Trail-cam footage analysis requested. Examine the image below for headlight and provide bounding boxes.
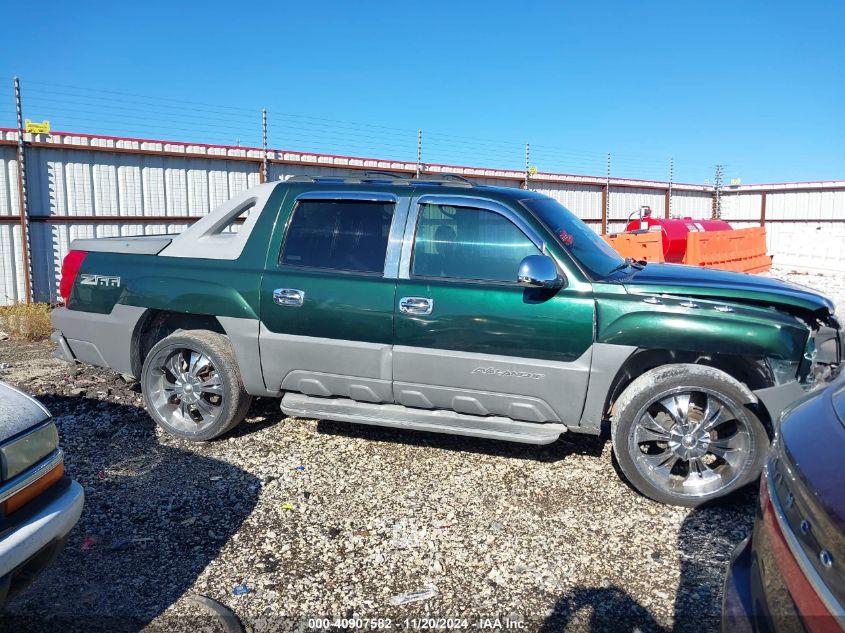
[767,358,800,385]
[0,422,59,480]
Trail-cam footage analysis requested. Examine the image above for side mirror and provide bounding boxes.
[517,255,565,289]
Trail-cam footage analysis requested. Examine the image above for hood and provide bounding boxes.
[0,382,52,441]
[623,263,834,314]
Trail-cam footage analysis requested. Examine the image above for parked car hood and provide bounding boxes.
[0,382,52,440]
[622,263,834,314]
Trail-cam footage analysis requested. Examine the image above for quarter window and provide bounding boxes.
[412,204,541,282]
[281,200,394,273]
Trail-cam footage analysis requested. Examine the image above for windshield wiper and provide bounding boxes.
[607,257,646,275]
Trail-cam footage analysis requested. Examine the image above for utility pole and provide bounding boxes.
[713,164,724,219]
[416,129,422,178]
[14,77,32,303]
[524,143,530,189]
[261,109,268,183]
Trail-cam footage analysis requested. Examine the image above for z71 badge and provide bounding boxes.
[79,274,121,288]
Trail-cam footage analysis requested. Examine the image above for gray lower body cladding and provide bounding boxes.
[259,328,608,429]
[281,392,567,444]
[51,305,147,376]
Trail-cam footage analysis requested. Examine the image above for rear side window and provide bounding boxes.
[281,200,394,273]
[412,204,540,282]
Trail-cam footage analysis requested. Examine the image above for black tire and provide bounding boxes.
[611,364,768,507]
[141,329,252,441]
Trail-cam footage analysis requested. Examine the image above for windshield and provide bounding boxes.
[520,197,626,279]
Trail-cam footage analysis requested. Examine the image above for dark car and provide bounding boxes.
[722,372,845,631]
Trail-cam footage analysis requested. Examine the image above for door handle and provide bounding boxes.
[273,288,305,306]
[399,296,434,315]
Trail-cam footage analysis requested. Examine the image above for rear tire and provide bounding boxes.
[611,364,768,507]
[141,329,252,441]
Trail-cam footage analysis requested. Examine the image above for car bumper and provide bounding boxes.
[0,479,84,606]
[722,536,757,633]
[51,305,145,377]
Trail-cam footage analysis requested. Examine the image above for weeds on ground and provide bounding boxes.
[0,303,53,341]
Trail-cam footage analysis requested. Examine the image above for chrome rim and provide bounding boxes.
[145,347,224,434]
[629,388,753,498]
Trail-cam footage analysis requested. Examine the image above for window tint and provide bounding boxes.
[412,204,540,282]
[281,200,394,273]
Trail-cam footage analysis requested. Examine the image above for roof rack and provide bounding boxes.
[419,173,474,186]
[285,170,475,187]
[284,172,475,188]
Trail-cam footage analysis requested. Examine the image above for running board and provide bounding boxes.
[280,393,567,445]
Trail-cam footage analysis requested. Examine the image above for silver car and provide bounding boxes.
[0,381,83,606]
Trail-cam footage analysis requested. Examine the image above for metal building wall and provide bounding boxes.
[670,190,715,218]
[0,145,25,304]
[3,129,845,305]
[23,145,260,302]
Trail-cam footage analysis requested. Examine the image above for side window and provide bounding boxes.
[412,203,541,282]
[281,200,394,273]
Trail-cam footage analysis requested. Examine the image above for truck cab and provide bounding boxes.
[51,174,842,506]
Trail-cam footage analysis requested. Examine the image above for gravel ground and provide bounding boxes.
[5,263,840,633]
[0,343,753,633]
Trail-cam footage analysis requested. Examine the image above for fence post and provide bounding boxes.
[523,143,530,190]
[13,77,33,304]
[601,153,611,235]
[416,129,422,178]
[713,164,724,219]
[760,190,767,226]
[260,108,268,183]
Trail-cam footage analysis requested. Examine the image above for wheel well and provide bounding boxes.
[604,348,775,423]
[130,310,225,377]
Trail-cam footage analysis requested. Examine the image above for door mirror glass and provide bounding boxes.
[517,255,564,289]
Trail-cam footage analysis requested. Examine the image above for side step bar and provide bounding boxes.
[281,393,567,445]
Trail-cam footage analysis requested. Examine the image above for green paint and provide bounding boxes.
[67,181,833,368]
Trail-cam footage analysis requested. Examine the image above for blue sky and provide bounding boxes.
[1,0,843,184]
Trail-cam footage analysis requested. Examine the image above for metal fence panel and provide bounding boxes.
[3,130,845,304]
[0,224,23,305]
[532,183,603,221]
[669,190,712,218]
[609,187,665,221]
[720,192,762,221]
[26,148,260,218]
[767,189,845,220]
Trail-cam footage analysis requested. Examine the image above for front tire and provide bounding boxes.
[611,364,768,507]
[141,329,252,441]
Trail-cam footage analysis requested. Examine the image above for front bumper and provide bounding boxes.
[0,479,84,606]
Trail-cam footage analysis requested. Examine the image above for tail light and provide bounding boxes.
[59,250,87,306]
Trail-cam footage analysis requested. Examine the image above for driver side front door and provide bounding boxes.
[392,194,595,426]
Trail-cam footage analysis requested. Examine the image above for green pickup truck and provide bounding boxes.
[50,174,841,506]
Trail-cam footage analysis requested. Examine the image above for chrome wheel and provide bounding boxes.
[145,347,225,434]
[629,388,753,498]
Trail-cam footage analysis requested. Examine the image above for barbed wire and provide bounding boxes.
[5,78,719,182]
